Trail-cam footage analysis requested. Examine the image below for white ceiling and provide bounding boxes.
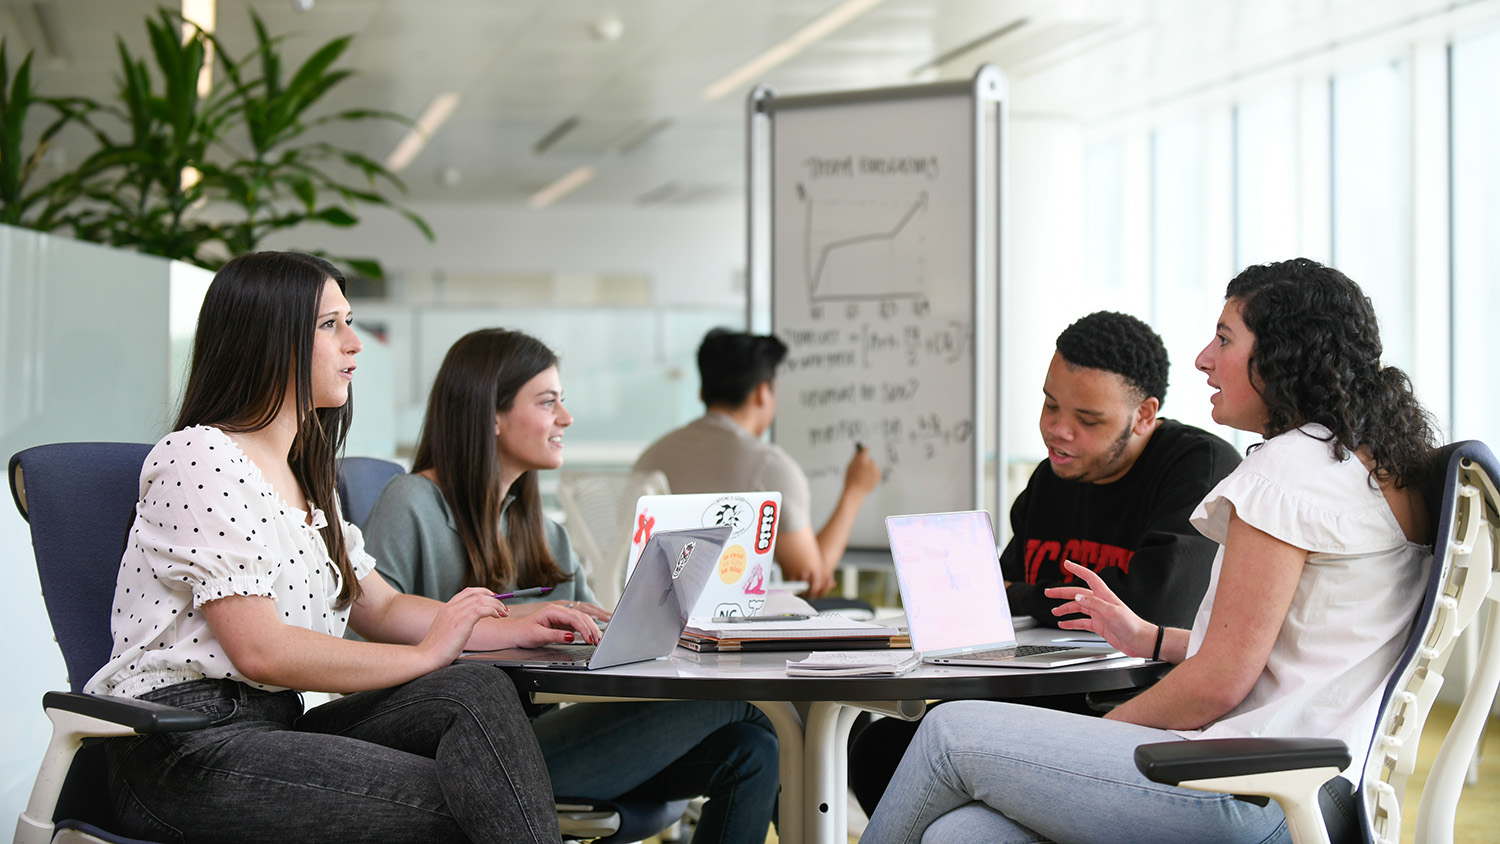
[0,0,1479,207]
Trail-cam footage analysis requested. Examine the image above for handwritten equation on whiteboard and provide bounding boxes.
[779,314,974,483]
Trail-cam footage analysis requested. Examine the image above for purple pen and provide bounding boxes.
[492,586,554,600]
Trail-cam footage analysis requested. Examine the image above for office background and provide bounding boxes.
[3,0,1499,825]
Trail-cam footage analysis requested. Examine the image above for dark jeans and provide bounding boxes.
[106,664,560,843]
[533,700,779,844]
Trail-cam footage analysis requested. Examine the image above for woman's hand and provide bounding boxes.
[416,587,507,669]
[500,603,603,649]
[505,598,612,623]
[1044,560,1159,658]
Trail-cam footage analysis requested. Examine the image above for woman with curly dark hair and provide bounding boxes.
[862,258,1436,844]
[1224,257,1437,489]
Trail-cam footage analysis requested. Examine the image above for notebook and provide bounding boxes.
[625,492,782,619]
[462,525,730,670]
[886,511,1125,668]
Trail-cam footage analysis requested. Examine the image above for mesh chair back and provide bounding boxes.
[1357,441,1500,843]
[337,456,405,530]
[9,443,152,693]
[555,470,669,607]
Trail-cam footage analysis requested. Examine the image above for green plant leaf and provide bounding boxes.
[315,206,357,226]
[342,257,384,279]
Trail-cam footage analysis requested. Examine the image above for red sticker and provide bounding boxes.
[754,500,778,554]
[634,512,655,545]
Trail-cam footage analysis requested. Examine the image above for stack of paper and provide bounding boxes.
[680,615,907,652]
[786,650,922,677]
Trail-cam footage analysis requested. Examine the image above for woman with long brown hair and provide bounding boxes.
[366,327,781,844]
[88,252,598,842]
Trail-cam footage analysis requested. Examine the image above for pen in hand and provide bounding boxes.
[492,586,554,600]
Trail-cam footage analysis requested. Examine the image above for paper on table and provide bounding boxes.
[785,650,922,677]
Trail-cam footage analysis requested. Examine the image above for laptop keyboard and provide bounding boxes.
[958,644,1079,661]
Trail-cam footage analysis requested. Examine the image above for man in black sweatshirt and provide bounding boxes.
[1002,310,1241,629]
[849,311,1240,816]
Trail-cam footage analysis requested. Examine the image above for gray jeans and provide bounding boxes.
[106,664,560,843]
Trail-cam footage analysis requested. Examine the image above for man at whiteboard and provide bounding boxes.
[633,328,881,599]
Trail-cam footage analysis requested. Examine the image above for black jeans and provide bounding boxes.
[106,664,560,843]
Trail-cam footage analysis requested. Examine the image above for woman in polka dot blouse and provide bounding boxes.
[363,328,780,844]
[87,252,596,843]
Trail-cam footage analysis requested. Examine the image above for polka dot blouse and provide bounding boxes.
[85,426,375,699]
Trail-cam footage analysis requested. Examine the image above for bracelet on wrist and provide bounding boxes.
[1152,625,1165,661]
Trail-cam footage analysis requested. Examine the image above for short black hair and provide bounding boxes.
[697,328,789,408]
[1055,311,1169,406]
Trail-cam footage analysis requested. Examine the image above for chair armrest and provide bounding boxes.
[1134,737,1351,784]
[42,690,209,734]
[1135,738,1351,844]
[19,693,211,844]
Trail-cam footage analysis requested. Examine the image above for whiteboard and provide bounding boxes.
[768,88,982,548]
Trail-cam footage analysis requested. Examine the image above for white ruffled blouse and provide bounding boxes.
[1181,424,1429,783]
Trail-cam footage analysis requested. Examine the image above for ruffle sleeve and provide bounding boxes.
[1190,426,1402,554]
[132,432,281,608]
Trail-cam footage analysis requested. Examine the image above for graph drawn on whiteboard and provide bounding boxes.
[799,183,929,309]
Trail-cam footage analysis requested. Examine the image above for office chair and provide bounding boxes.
[1135,441,1500,844]
[335,455,406,529]
[10,442,685,844]
[556,469,669,608]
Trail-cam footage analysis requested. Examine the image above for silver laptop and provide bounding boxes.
[886,511,1124,668]
[626,491,783,619]
[463,525,730,670]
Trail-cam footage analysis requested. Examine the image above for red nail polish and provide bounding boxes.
[564,631,575,642]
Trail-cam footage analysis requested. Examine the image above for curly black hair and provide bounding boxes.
[1226,258,1437,488]
[1055,311,1170,407]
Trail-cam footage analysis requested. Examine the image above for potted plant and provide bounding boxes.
[2,7,430,276]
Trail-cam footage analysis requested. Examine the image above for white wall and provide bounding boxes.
[264,200,747,308]
[0,226,212,829]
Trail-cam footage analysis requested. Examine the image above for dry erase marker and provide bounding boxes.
[713,613,810,623]
[493,586,553,600]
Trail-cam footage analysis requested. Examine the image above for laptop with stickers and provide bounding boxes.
[625,492,782,619]
[462,525,730,670]
[886,511,1125,669]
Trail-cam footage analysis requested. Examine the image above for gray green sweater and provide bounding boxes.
[363,473,596,605]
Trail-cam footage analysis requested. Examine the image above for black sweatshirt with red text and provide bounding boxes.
[1000,419,1242,628]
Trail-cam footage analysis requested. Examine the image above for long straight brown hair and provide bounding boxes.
[173,251,360,608]
[412,328,571,591]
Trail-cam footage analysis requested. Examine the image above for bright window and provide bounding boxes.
[1331,57,1414,372]
[1451,26,1500,444]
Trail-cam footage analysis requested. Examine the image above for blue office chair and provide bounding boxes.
[10,442,686,844]
[335,455,405,530]
[1135,441,1500,844]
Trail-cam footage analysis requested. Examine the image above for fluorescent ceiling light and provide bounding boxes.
[529,166,596,209]
[384,92,463,173]
[910,18,1027,77]
[701,0,886,102]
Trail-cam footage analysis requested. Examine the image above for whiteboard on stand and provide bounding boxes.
[765,78,994,549]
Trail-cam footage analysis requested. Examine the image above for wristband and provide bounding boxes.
[1152,625,1165,661]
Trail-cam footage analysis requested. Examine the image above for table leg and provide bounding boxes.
[804,701,862,844]
[752,700,806,844]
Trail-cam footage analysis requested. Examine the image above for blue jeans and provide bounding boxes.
[106,665,559,843]
[861,701,1293,844]
[531,699,779,844]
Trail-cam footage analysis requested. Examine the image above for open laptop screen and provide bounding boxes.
[886,511,1016,653]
